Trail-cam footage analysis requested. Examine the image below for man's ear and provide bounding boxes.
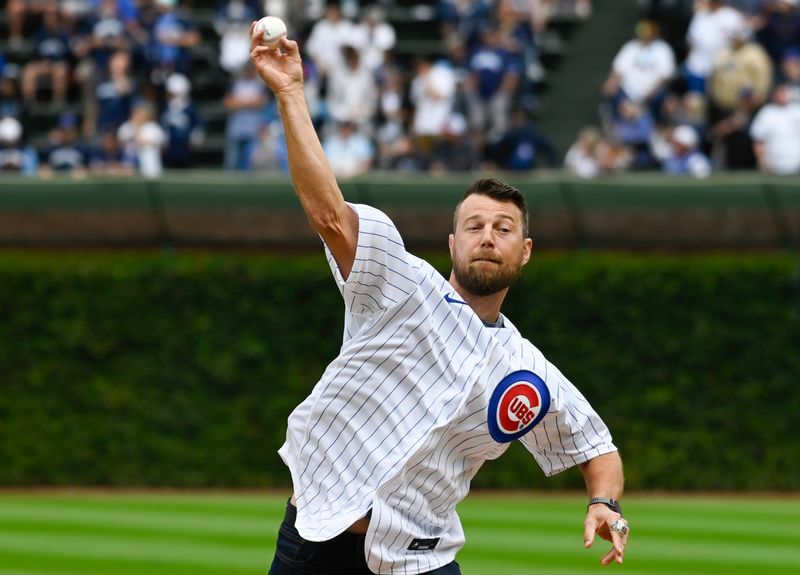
[448,233,455,257]
[522,237,533,265]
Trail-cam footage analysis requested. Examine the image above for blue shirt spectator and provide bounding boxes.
[150,0,200,77]
[488,109,556,171]
[43,114,89,174]
[224,65,268,171]
[89,129,136,175]
[663,124,711,177]
[469,36,523,100]
[160,73,203,168]
[96,51,136,133]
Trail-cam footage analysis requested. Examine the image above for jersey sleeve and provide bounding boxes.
[518,362,617,476]
[324,203,417,316]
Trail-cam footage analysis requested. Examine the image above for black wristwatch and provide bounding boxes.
[588,497,623,515]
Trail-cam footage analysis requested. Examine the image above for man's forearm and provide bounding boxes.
[579,451,624,499]
[277,91,344,229]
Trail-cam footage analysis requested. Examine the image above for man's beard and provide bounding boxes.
[452,253,524,297]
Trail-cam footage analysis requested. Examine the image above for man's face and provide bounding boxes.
[449,194,532,296]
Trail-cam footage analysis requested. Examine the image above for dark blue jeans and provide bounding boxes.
[268,502,462,575]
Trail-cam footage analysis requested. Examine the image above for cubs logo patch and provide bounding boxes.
[488,370,550,443]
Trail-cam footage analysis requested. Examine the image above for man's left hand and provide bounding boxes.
[583,504,629,565]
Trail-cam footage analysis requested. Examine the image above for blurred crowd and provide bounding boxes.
[0,0,593,178]
[566,0,800,178]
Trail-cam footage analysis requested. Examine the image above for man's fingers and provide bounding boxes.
[600,546,622,565]
[583,521,596,548]
[598,528,626,565]
[279,37,301,59]
[250,21,259,51]
[610,529,626,557]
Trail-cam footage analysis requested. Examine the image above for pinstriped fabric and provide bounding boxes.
[278,204,616,574]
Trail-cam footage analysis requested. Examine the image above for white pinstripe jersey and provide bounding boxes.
[278,204,617,574]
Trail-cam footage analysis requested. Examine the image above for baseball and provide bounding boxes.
[253,16,287,48]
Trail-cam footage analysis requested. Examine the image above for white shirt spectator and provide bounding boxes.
[327,48,378,126]
[118,119,166,179]
[750,101,800,175]
[686,5,746,78]
[612,38,676,103]
[323,124,374,178]
[565,144,599,178]
[350,9,397,72]
[410,61,457,137]
[305,10,355,74]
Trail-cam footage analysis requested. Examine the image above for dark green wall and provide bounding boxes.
[1,252,798,490]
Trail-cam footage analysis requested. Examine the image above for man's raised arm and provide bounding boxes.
[250,26,358,279]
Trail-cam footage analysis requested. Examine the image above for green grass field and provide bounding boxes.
[0,492,797,575]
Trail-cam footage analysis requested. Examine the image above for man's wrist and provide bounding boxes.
[587,497,623,516]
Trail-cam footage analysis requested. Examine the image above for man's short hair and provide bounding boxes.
[453,178,530,238]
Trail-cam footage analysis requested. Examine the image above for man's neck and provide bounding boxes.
[448,276,507,325]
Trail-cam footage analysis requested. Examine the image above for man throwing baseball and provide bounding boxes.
[251,25,629,575]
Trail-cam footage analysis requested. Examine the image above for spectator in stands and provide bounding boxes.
[497,0,541,107]
[750,83,800,174]
[601,19,676,120]
[0,117,38,175]
[350,4,397,73]
[709,88,759,169]
[708,21,773,113]
[431,113,476,172]
[660,92,709,135]
[487,107,557,170]
[564,126,603,178]
[409,57,457,158]
[160,72,203,168]
[224,64,268,171]
[6,0,52,50]
[780,48,800,101]
[612,99,656,169]
[662,124,712,177]
[375,68,414,169]
[21,5,72,104]
[215,0,261,74]
[753,0,800,64]
[327,45,378,130]
[0,64,24,122]
[383,135,430,172]
[437,0,493,49]
[443,37,472,117]
[88,128,136,175]
[87,0,145,41]
[466,23,523,143]
[73,0,130,134]
[118,100,166,178]
[251,120,288,172]
[95,50,136,135]
[41,113,89,177]
[636,0,691,55]
[305,3,355,78]
[684,0,746,94]
[595,138,634,173]
[148,0,200,84]
[322,120,374,178]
